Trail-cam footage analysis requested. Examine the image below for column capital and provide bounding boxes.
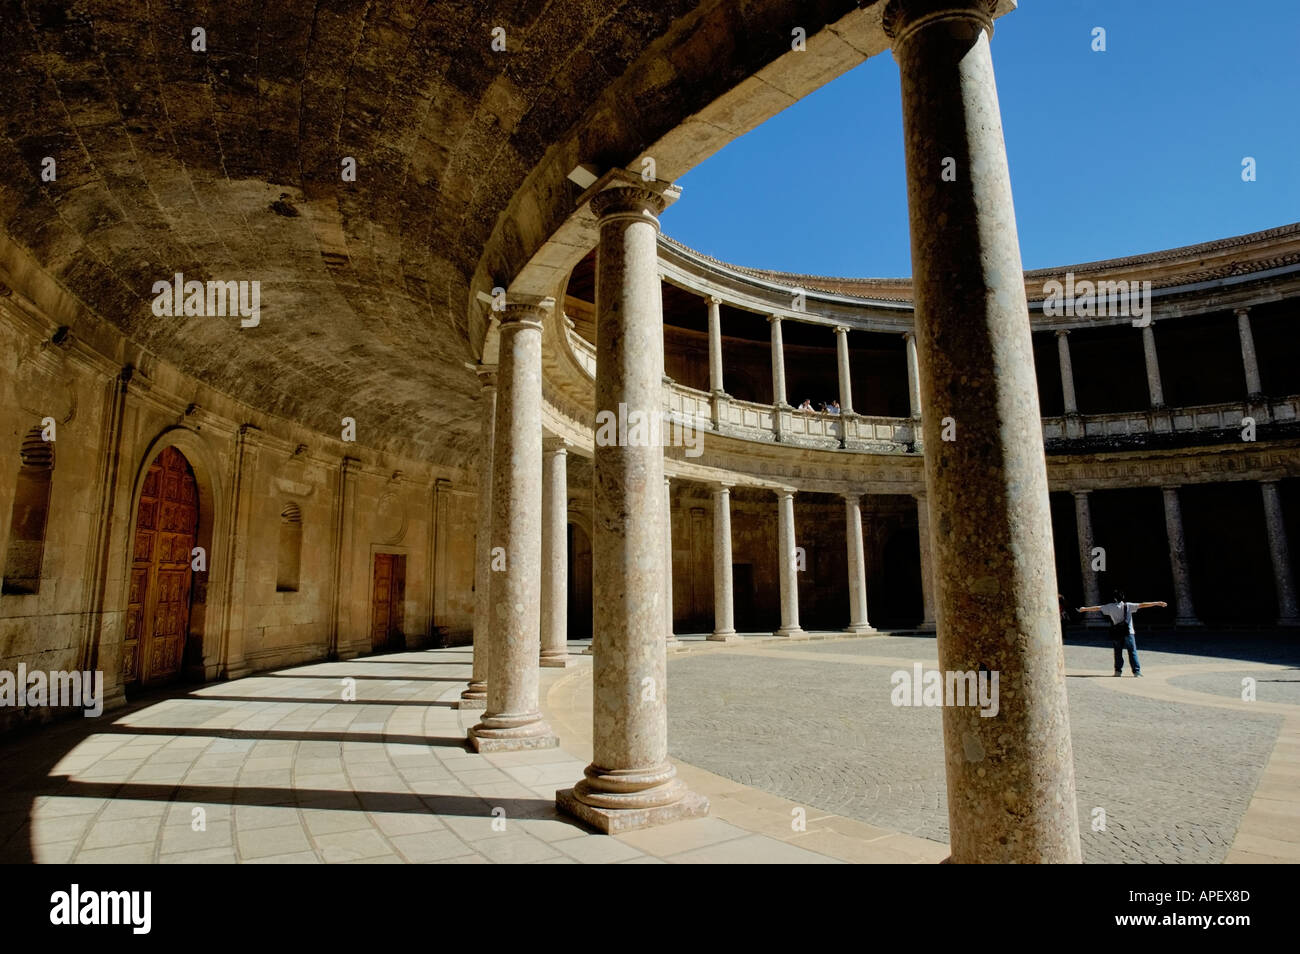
[767,313,783,325]
[834,324,850,336]
[883,0,997,45]
[1235,306,1252,319]
[1160,483,1183,493]
[841,490,863,503]
[708,295,723,306]
[712,481,734,494]
[1055,328,1070,338]
[497,298,553,329]
[542,436,570,455]
[1070,488,1090,499]
[773,486,797,500]
[590,185,669,222]
[902,329,915,341]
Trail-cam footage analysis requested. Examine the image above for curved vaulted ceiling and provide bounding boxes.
[0,0,1017,464]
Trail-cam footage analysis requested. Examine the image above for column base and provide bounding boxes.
[457,697,487,710]
[459,683,487,709]
[917,619,937,633]
[708,631,742,643]
[844,624,877,635]
[468,720,559,753]
[539,654,570,668]
[774,627,809,640]
[1175,617,1204,628]
[556,786,709,835]
[581,645,595,656]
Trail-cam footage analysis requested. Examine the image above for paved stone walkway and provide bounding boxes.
[1,631,1293,863]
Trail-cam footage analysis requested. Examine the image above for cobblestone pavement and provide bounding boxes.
[667,632,1297,863]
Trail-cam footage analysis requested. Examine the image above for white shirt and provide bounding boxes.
[1099,601,1140,634]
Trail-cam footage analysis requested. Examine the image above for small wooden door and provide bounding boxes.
[125,446,199,686]
[371,553,406,651]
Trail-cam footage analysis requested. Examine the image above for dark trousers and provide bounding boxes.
[1112,631,1140,674]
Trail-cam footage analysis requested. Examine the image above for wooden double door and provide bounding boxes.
[371,553,407,652]
[125,446,199,686]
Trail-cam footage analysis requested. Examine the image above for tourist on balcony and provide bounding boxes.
[798,398,814,411]
[828,400,841,415]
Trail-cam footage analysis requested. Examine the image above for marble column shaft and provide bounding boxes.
[1056,330,1078,414]
[835,326,855,414]
[774,489,804,637]
[540,437,570,667]
[560,184,704,829]
[904,331,922,420]
[710,485,737,640]
[1237,308,1263,398]
[914,492,937,631]
[1260,480,1299,624]
[1161,486,1199,626]
[887,0,1080,863]
[708,297,725,395]
[664,476,678,645]
[1073,490,1101,612]
[470,304,556,751]
[769,316,788,407]
[462,367,496,707]
[1142,323,1165,408]
[843,493,873,632]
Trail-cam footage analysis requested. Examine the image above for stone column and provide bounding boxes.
[1056,330,1078,415]
[769,315,789,407]
[469,302,557,752]
[835,326,855,414]
[1161,486,1200,627]
[843,493,874,633]
[1260,480,1299,625]
[774,488,806,638]
[708,297,728,430]
[1142,323,1164,408]
[912,492,937,632]
[886,0,1080,863]
[461,366,497,707]
[557,183,707,833]
[1072,490,1101,622]
[664,476,681,649]
[708,297,725,396]
[904,331,922,420]
[1236,307,1263,399]
[540,436,570,668]
[709,483,739,642]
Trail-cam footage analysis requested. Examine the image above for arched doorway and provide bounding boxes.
[123,446,199,687]
[567,521,593,639]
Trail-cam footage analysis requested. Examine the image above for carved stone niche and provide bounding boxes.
[274,456,316,498]
[376,489,407,544]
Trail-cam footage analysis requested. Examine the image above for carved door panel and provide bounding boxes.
[372,554,392,651]
[124,447,198,686]
[370,554,405,652]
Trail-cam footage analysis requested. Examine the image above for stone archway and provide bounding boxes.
[123,446,199,686]
[119,427,226,692]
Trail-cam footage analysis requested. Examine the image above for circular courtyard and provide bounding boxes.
[666,632,1298,863]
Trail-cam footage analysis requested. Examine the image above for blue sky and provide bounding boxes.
[660,0,1300,277]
